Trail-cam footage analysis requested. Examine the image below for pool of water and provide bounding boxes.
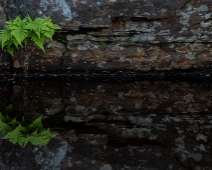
[0,80,211,169]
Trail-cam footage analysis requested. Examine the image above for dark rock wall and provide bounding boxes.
[0,81,211,169]
[0,0,212,72]
[10,81,212,118]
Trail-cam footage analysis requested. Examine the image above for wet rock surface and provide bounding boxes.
[0,0,212,72]
[9,80,212,116]
[0,80,210,169]
[0,0,212,169]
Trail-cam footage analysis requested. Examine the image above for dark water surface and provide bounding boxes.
[0,79,212,170]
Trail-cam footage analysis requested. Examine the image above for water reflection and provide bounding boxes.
[0,80,212,169]
[6,80,212,118]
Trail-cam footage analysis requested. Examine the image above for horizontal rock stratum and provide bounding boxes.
[0,0,212,72]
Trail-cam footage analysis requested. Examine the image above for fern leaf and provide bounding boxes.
[18,137,28,148]
[7,46,15,56]
[28,116,43,131]
[11,29,28,45]
[20,116,27,127]
[3,125,24,144]
[13,16,22,24]
[39,129,56,145]
[10,37,19,48]
[27,129,55,146]
[0,118,10,134]
[5,104,12,113]
[26,15,33,23]
[2,39,12,49]
[23,37,30,47]
[30,33,45,51]
[5,20,13,26]
[42,30,54,40]
[40,129,57,138]
[44,17,52,26]
[27,130,41,145]
[44,17,61,30]
[0,29,12,48]
[0,113,11,123]
[53,24,61,30]
[9,118,19,129]
[0,113,56,147]
[29,17,50,32]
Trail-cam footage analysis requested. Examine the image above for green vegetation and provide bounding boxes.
[98,41,108,46]
[0,15,61,56]
[0,105,56,148]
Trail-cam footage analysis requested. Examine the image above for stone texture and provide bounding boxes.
[1,1,212,169]
[10,81,212,118]
[0,81,212,169]
[0,0,212,72]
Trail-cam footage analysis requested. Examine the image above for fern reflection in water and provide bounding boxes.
[0,105,56,148]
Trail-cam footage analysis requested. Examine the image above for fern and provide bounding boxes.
[3,125,27,147]
[0,118,10,134]
[7,46,15,56]
[30,32,45,51]
[0,29,11,48]
[0,15,61,56]
[5,104,13,113]
[0,105,56,147]
[28,116,43,131]
[27,129,56,146]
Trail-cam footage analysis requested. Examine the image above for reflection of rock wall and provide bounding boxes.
[1,0,212,71]
[0,81,211,169]
[10,81,212,118]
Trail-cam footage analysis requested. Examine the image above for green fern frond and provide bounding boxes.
[32,17,50,31]
[4,104,13,113]
[3,125,24,144]
[31,33,45,51]
[0,29,12,48]
[5,20,13,26]
[28,116,43,131]
[0,118,10,134]
[9,118,19,129]
[27,129,55,146]
[53,24,61,30]
[40,129,57,139]
[18,137,28,148]
[42,30,54,40]
[13,16,22,23]
[26,15,33,22]
[44,17,52,25]
[0,15,61,56]
[44,17,61,29]
[0,113,56,147]
[0,113,12,123]
[4,124,28,148]
[11,37,19,48]
[2,39,13,48]
[11,29,28,45]
[7,46,15,56]
[23,37,30,47]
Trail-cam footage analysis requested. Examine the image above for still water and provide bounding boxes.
[0,79,211,169]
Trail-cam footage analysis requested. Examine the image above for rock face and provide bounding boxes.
[10,81,212,117]
[0,1,212,170]
[0,0,212,72]
[0,80,210,169]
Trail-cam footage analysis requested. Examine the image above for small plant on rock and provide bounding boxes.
[0,15,61,75]
[0,15,61,55]
[0,105,56,148]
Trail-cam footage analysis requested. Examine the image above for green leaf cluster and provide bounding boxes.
[0,15,61,55]
[0,108,56,147]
